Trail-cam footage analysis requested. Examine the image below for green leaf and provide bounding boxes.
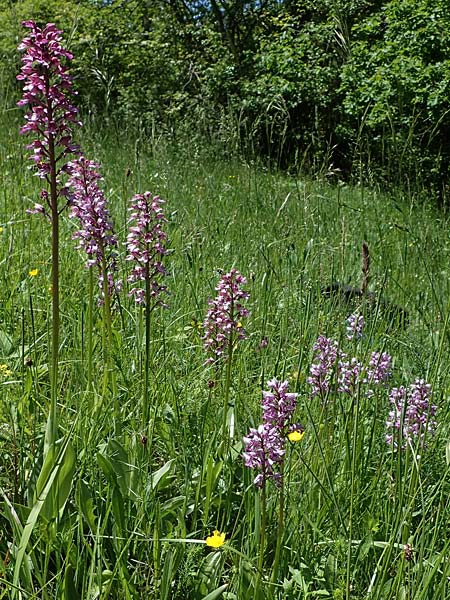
[98,440,138,499]
[12,435,74,598]
[149,458,175,492]
[201,584,228,600]
[63,564,80,600]
[0,490,33,593]
[76,479,97,533]
[34,438,76,522]
[0,329,14,355]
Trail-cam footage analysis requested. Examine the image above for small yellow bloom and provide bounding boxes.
[288,430,305,442]
[206,530,226,548]
[0,227,3,234]
[236,321,242,329]
[29,268,39,277]
[0,364,13,377]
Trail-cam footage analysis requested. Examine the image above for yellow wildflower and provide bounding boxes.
[205,530,226,548]
[0,364,13,377]
[29,268,39,277]
[288,430,305,442]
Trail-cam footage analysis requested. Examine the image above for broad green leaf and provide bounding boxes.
[76,479,97,533]
[0,329,14,355]
[0,490,33,593]
[12,435,73,598]
[149,458,175,492]
[201,584,228,600]
[63,564,80,600]
[34,438,76,522]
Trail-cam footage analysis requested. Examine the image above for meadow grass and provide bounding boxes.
[1,104,450,599]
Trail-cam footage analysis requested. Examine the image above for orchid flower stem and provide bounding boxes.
[144,270,152,425]
[222,334,234,442]
[100,254,116,402]
[87,268,94,391]
[49,125,59,451]
[271,466,285,583]
[255,485,267,599]
[17,21,81,451]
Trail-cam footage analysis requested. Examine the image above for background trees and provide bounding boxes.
[2,0,450,196]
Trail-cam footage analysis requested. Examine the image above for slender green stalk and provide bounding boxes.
[100,251,116,400]
[144,263,151,424]
[255,485,267,600]
[271,466,285,583]
[48,108,59,450]
[86,269,94,390]
[222,333,234,441]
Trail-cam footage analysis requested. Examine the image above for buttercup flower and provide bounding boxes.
[288,424,305,442]
[0,364,13,377]
[206,530,226,548]
[29,268,39,276]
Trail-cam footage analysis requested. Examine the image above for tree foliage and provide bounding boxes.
[2,0,450,195]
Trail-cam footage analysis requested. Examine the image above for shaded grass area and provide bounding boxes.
[1,107,450,598]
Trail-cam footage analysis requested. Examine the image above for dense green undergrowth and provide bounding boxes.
[1,104,450,598]
[1,0,450,195]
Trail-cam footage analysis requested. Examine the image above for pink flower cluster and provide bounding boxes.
[125,192,169,307]
[67,157,121,300]
[386,380,436,450]
[346,313,365,340]
[308,333,392,399]
[243,424,285,488]
[243,379,302,488]
[203,269,249,364]
[17,21,80,214]
[307,335,339,397]
[262,378,298,429]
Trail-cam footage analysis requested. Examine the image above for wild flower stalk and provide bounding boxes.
[386,379,436,451]
[308,331,392,400]
[385,379,436,548]
[243,379,302,584]
[346,313,365,340]
[17,21,81,446]
[68,157,121,300]
[125,192,169,422]
[307,335,339,399]
[203,269,249,438]
[365,351,392,386]
[67,156,121,394]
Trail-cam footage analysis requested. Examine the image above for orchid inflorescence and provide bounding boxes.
[203,268,249,365]
[346,313,365,340]
[386,379,436,450]
[125,192,169,307]
[308,326,392,399]
[17,21,80,217]
[243,379,303,488]
[67,156,121,301]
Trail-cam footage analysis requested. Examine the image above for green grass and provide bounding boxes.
[1,106,450,599]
